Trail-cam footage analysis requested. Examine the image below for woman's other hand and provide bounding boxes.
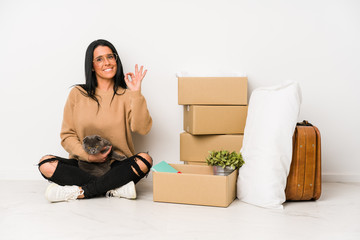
[125,64,147,91]
[88,146,112,163]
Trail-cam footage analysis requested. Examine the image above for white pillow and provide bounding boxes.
[237,81,302,209]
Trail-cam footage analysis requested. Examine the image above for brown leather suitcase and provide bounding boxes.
[285,121,321,201]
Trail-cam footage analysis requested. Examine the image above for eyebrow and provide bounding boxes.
[94,53,114,59]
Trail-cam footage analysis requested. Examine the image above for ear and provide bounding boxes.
[96,136,101,141]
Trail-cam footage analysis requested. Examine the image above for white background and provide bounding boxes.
[0,0,359,181]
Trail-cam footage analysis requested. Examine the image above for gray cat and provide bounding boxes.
[78,135,126,177]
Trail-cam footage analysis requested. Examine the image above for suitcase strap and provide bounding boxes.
[301,126,317,200]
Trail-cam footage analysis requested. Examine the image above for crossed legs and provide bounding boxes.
[38,153,153,200]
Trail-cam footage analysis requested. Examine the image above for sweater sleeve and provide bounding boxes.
[60,88,89,161]
[127,90,152,135]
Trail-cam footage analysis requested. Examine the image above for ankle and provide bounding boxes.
[78,187,85,199]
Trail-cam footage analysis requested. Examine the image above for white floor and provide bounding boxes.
[0,180,359,240]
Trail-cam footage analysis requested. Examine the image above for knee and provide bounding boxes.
[132,153,152,175]
[137,152,153,167]
[39,155,58,178]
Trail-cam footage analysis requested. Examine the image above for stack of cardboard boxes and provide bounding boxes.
[152,76,248,207]
[178,77,248,165]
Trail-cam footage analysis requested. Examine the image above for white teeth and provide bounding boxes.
[104,68,112,72]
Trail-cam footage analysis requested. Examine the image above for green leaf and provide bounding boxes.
[206,149,245,169]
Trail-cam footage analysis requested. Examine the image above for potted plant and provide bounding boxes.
[206,150,245,175]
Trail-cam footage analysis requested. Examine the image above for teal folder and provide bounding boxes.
[151,161,180,173]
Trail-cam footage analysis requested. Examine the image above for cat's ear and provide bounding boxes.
[96,136,101,141]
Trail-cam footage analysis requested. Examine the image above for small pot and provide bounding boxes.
[212,165,235,176]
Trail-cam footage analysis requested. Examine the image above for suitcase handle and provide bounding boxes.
[297,120,313,126]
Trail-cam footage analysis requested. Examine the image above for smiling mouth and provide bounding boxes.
[103,68,113,72]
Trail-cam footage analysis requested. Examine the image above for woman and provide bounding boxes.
[38,39,153,202]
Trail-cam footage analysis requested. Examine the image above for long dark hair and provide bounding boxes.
[78,39,126,107]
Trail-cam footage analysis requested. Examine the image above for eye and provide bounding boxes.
[107,54,115,60]
[95,57,103,63]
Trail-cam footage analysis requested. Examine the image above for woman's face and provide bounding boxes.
[92,46,117,82]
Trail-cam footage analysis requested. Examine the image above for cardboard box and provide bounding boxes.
[183,105,248,135]
[178,77,248,105]
[153,164,238,207]
[180,132,244,162]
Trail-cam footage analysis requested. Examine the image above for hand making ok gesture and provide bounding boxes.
[124,64,147,91]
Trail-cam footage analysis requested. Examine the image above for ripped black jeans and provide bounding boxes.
[38,154,151,198]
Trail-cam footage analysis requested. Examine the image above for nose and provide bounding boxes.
[103,57,111,65]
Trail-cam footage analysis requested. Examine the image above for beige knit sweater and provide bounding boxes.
[60,86,152,161]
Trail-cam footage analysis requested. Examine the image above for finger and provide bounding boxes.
[138,69,147,82]
[125,72,133,77]
[103,146,112,157]
[139,65,144,74]
[125,73,134,82]
[135,64,139,75]
[100,146,109,154]
[101,146,109,151]
[130,73,136,82]
[142,69,147,79]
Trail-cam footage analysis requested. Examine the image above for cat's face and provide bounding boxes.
[82,135,105,155]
